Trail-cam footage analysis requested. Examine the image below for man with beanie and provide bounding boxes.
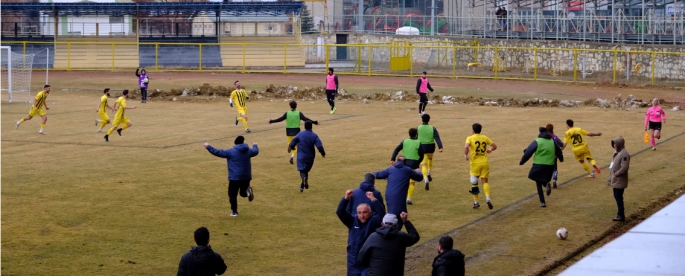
[177,227,227,276]
[358,212,420,276]
[374,156,423,229]
[346,173,386,215]
[391,128,425,205]
[204,136,259,217]
[608,137,630,221]
[336,189,385,276]
[431,236,465,276]
[269,100,319,165]
[520,127,564,207]
[289,121,325,192]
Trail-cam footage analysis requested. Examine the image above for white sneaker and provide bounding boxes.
[95,119,99,126]
[98,129,103,133]
[39,129,45,135]
[16,121,20,129]
[230,212,238,217]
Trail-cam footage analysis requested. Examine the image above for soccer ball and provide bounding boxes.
[143,77,149,84]
[556,228,568,240]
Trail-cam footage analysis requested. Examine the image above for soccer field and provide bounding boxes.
[2,72,685,275]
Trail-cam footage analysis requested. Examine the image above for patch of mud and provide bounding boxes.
[134,84,672,110]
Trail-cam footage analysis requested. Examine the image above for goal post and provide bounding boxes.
[1,45,45,103]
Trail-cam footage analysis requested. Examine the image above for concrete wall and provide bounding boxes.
[302,33,685,79]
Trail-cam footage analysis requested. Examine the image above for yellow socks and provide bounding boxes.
[242,119,249,130]
[40,124,45,129]
[589,159,596,166]
[421,161,429,180]
[472,194,479,202]
[581,163,592,174]
[20,118,25,123]
[407,182,415,199]
[483,183,491,200]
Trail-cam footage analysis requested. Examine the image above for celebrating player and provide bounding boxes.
[95,88,115,132]
[135,68,149,104]
[325,68,339,114]
[16,84,51,135]
[391,128,424,205]
[415,71,434,115]
[464,123,497,209]
[644,97,666,151]
[230,81,250,133]
[289,121,326,192]
[269,101,319,164]
[417,114,443,190]
[562,119,602,178]
[104,90,136,142]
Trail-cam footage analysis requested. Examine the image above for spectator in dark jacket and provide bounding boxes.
[520,127,564,207]
[374,156,423,229]
[357,212,420,276]
[431,236,465,276]
[337,189,385,276]
[289,121,325,192]
[346,173,386,215]
[177,227,227,276]
[205,136,259,217]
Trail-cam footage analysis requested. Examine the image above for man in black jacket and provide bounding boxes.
[357,212,420,276]
[520,127,564,207]
[431,236,465,276]
[177,227,227,276]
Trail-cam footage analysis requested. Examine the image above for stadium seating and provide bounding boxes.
[54,37,138,69]
[219,36,305,68]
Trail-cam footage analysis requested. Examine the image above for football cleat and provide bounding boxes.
[246,129,251,133]
[104,135,109,142]
[289,156,294,165]
[406,199,413,205]
[247,187,254,202]
[487,201,493,210]
[299,183,304,193]
[588,173,595,178]
[594,166,601,174]
[230,212,238,217]
[472,202,480,209]
[553,181,558,189]
[235,117,238,125]
[95,119,99,126]
[16,121,21,129]
[540,203,547,207]
[117,128,122,136]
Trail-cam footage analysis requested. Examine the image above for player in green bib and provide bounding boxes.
[417,114,443,191]
[391,128,425,205]
[269,101,319,164]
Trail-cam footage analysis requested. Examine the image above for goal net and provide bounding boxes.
[1,46,36,103]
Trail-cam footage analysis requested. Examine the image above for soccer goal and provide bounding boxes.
[1,46,48,103]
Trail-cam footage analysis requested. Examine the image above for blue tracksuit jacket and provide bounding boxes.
[336,197,384,276]
[288,129,325,172]
[373,161,423,216]
[206,143,259,180]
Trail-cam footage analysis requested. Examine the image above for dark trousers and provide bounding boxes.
[228,180,250,212]
[613,188,625,217]
[326,90,336,109]
[536,181,546,203]
[418,93,428,113]
[140,88,148,103]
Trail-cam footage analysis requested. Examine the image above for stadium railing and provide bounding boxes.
[2,40,685,87]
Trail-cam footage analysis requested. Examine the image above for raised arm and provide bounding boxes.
[135,68,141,77]
[269,112,288,124]
[299,112,318,125]
[336,192,354,228]
[374,168,390,180]
[206,145,232,159]
[250,143,259,157]
[401,217,420,246]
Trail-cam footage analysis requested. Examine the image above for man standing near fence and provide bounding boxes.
[135,68,149,104]
[416,71,434,115]
[325,68,339,114]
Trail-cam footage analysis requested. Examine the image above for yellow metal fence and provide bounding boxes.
[4,40,685,86]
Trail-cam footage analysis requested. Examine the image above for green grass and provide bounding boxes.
[3,72,685,275]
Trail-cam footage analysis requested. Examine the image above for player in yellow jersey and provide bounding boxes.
[16,84,52,134]
[230,81,250,133]
[464,123,497,209]
[104,90,137,142]
[562,119,602,178]
[95,88,116,132]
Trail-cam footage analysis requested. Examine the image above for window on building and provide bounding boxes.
[109,16,124,24]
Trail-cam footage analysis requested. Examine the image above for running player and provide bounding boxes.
[464,123,497,209]
[230,81,250,133]
[546,123,564,189]
[644,97,666,151]
[269,100,319,164]
[325,68,339,114]
[415,71,434,115]
[95,88,115,132]
[104,90,136,142]
[391,128,424,205]
[16,84,51,135]
[562,119,602,178]
[417,114,443,190]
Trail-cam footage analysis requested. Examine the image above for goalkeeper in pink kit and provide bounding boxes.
[645,98,666,151]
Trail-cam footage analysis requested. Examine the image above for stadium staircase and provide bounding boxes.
[54,37,139,69]
[218,36,305,68]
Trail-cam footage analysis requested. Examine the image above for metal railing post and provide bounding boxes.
[494,47,499,80]
[651,51,656,86]
[242,43,246,73]
[112,43,115,72]
[325,44,329,72]
[452,46,457,78]
[573,49,578,82]
[368,45,372,76]
[612,49,618,84]
[534,48,538,80]
[199,43,203,71]
[284,44,287,74]
[67,42,71,71]
[155,43,159,71]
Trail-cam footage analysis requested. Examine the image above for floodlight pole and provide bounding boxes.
[46,48,49,84]
[431,0,436,35]
[8,46,12,103]
[358,0,364,32]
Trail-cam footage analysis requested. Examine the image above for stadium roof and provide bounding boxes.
[0,2,304,17]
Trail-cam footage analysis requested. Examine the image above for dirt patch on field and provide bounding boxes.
[132,83,681,110]
[538,185,685,276]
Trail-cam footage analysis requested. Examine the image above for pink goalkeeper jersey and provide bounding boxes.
[645,106,666,127]
[419,77,429,93]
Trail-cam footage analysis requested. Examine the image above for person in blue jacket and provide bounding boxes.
[346,173,386,215]
[289,121,325,192]
[204,136,259,217]
[337,189,385,276]
[373,156,423,229]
